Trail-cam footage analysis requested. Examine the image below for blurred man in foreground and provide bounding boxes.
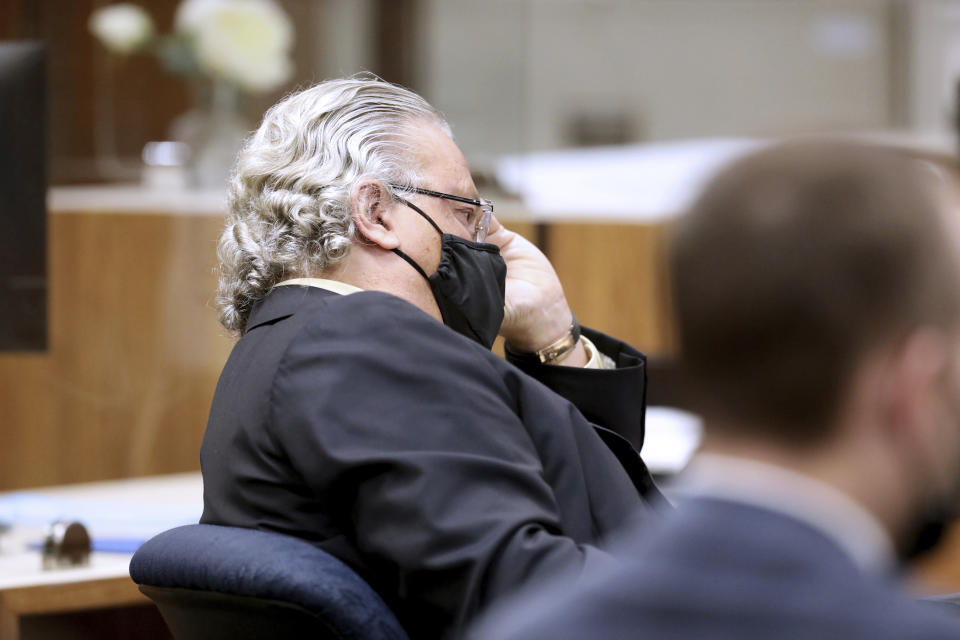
[475,141,960,639]
[199,76,662,639]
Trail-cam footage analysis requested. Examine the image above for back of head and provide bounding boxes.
[217,75,450,335]
[670,140,960,444]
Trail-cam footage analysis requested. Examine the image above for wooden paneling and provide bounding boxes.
[0,211,232,490]
[491,219,675,359]
[0,212,678,490]
[7,207,960,594]
[0,213,677,490]
[0,576,160,640]
[0,214,547,490]
[547,222,675,356]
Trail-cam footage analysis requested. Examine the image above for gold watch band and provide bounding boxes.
[532,315,581,364]
[504,315,582,365]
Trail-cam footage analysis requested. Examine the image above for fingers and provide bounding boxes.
[488,214,503,236]
[485,215,515,250]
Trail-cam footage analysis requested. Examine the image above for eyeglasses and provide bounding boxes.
[389,184,494,243]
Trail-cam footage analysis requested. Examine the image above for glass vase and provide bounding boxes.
[168,80,251,190]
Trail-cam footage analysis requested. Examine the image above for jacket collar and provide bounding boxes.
[679,453,895,575]
[244,285,339,333]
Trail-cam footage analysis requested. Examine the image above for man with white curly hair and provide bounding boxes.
[200,76,662,639]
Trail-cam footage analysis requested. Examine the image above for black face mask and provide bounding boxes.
[391,198,506,349]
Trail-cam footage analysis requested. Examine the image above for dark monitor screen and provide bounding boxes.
[0,42,46,351]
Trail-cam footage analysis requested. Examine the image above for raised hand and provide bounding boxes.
[485,217,586,366]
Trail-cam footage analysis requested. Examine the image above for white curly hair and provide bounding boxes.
[216,75,451,334]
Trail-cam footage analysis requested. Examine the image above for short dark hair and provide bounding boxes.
[670,141,960,444]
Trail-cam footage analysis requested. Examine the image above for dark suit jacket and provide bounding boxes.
[475,496,960,640]
[200,285,659,639]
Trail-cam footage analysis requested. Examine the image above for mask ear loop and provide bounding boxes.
[393,247,430,280]
[391,196,442,281]
[396,197,444,235]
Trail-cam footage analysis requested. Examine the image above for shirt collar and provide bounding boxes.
[274,278,364,296]
[678,452,896,575]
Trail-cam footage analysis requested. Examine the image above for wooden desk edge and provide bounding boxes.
[0,574,149,638]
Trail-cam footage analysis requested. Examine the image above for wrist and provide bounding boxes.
[551,338,588,367]
[502,296,574,352]
[505,314,582,365]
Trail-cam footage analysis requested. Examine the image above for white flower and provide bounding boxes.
[229,54,293,93]
[88,3,155,55]
[173,0,229,35]
[193,0,294,93]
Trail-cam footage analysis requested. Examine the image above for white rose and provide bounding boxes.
[231,54,293,93]
[193,0,294,93]
[173,0,229,35]
[88,3,155,55]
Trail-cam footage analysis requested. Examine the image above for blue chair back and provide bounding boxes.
[130,524,409,640]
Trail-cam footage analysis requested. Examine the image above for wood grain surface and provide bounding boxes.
[0,211,233,490]
[546,221,675,356]
[2,207,960,592]
[0,213,675,490]
[0,575,155,640]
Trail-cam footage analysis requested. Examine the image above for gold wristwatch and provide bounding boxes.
[505,315,581,365]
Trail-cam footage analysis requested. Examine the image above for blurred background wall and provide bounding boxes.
[421,0,894,171]
[4,0,960,592]
[3,0,960,185]
[4,0,960,481]
[1,0,960,519]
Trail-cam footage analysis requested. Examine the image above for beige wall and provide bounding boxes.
[419,0,894,170]
[315,0,376,79]
[907,0,960,134]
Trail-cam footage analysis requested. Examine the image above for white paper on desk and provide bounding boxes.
[642,406,703,476]
[0,492,200,539]
[495,138,764,221]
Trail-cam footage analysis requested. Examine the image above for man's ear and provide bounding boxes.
[877,329,949,443]
[351,178,400,250]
